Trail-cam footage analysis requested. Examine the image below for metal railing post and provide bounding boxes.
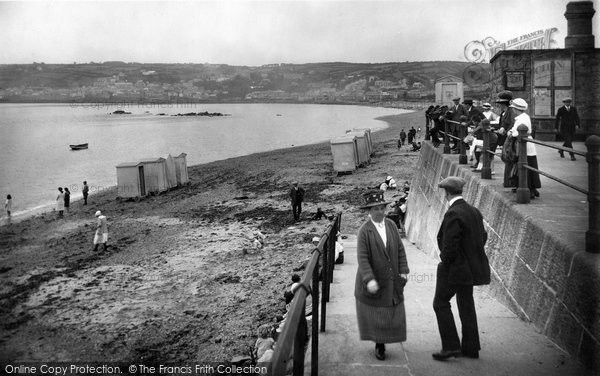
[481,121,492,179]
[311,250,320,375]
[459,122,467,164]
[516,124,530,204]
[322,234,329,303]
[443,119,451,154]
[293,306,307,376]
[585,135,600,253]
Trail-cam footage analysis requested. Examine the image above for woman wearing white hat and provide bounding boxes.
[507,98,541,199]
[93,210,109,251]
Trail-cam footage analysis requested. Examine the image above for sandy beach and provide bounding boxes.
[0,110,424,363]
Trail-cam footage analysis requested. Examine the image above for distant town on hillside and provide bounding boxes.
[0,61,491,104]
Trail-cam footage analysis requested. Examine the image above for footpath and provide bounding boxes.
[305,237,593,376]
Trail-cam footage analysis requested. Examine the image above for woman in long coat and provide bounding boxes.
[354,190,410,360]
[507,98,541,198]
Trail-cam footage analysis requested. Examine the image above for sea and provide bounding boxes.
[0,102,410,218]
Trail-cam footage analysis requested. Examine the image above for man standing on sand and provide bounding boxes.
[82,181,89,205]
[289,181,305,221]
[432,176,490,361]
[554,97,580,161]
[93,210,108,252]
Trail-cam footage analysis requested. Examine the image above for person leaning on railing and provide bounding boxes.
[494,91,518,188]
[429,105,447,148]
[470,118,499,174]
[506,98,541,199]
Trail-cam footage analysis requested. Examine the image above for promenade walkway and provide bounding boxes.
[306,237,592,376]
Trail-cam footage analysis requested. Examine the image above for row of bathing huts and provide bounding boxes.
[330,128,373,173]
[115,153,189,200]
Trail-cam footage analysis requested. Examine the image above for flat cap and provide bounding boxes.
[438,176,466,193]
[562,97,572,102]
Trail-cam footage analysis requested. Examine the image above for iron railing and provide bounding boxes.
[435,119,599,254]
[269,212,342,376]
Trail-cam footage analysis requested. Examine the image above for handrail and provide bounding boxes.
[441,119,469,164]
[269,212,342,376]
[431,120,599,254]
[526,138,587,157]
[514,125,599,254]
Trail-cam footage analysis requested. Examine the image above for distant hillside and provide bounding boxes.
[0,61,490,103]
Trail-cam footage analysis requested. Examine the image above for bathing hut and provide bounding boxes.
[165,154,178,189]
[345,130,370,165]
[139,157,169,194]
[352,128,373,155]
[330,135,359,173]
[116,162,146,200]
[173,153,190,186]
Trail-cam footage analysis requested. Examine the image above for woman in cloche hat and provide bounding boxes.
[354,190,410,361]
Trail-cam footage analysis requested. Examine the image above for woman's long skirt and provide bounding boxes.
[356,299,406,343]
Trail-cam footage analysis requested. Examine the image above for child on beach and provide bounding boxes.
[254,324,275,362]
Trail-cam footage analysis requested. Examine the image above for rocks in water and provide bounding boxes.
[173,111,227,117]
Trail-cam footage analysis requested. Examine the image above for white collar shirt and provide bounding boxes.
[448,196,463,207]
[370,217,387,247]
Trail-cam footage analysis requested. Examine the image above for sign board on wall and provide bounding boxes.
[505,71,525,90]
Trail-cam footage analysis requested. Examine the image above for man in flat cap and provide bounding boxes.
[554,97,580,161]
[432,176,490,361]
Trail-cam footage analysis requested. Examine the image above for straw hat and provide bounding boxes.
[359,191,391,209]
[509,98,528,111]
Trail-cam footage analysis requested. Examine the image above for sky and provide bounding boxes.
[0,0,597,66]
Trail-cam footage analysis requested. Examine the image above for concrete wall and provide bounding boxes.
[404,141,600,371]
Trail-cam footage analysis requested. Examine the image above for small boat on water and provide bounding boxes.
[69,143,88,150]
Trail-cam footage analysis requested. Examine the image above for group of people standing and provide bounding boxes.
[353,91,583,362]
[55,181,90,218]
[425,90,583,200]
[354,176,489,362]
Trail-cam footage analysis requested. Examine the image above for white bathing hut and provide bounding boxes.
[330,135,359,173]
[173,153,190,186]
[139,157,169,194]
[345,130,370,166]
[165,154,178,189]
[116,162,146,199]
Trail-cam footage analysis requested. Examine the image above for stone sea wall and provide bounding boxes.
[404,141,600,371]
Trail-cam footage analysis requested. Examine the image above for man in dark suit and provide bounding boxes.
[432,176,490,361]
[448,97,467,151]
[494,90,517,187]
[554,97,580,161]
[463,99,484,125]
[289,181,305,221]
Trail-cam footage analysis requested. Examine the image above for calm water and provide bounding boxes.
[0,103,408,216]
